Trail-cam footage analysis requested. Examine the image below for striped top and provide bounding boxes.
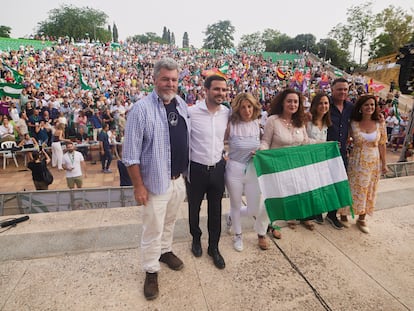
[228,120,260,165]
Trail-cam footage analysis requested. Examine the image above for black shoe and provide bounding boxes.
[314,214,324,224]
[326,216,344,230]
[207,248,225,269]
[191,240,202,257]
[144,272,158,300]
[159,251,184,271]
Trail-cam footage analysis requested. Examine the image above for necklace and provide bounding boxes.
[280,117,293,129]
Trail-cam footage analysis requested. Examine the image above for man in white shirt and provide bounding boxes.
[62,141,87,189]
[187,75,230,269]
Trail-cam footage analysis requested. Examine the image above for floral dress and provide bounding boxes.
[340,121,387,216]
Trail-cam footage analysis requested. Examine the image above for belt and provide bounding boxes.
[191,159,222,171]
[171,174,181,180]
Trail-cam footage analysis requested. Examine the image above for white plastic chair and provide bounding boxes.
[1,141,19,169]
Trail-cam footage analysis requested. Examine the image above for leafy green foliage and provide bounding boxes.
[202,20,235,49]
[37,5,111,42]
[0,25,11,38]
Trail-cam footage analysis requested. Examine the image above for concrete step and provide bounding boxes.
[1,176,414,261]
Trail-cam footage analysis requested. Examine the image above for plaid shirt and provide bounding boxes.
[123,91,190,195]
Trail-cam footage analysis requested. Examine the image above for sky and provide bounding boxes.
[2,0,413,48]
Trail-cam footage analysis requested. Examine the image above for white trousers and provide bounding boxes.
[51,141,63,169]
[141,176,186,273]
[93,128,102,142]
[225,160,269,236]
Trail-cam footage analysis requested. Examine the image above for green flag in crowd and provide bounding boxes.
[0,83,24,99]
[78,67,92,90]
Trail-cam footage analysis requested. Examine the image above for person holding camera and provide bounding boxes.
[28,149,51,190]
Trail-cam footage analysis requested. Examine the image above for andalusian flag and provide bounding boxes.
[78,67,92,90]
[219,61,229,74]
[1,61,24,83]
[0,83,24,99]
[253,142,352,221]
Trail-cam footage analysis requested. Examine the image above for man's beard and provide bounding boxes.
[159,92,176,103]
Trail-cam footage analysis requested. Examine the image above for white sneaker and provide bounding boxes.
[225,213,232,235]
[233,234,243,252]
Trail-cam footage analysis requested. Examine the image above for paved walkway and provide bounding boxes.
[1,176,414,310]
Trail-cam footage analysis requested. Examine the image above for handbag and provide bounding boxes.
[42,162,54,185]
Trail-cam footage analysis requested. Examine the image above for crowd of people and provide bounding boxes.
[0,41,410,301]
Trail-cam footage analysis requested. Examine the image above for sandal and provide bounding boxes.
[300,220,315,231]
[287,221,297,230]
[267,225,282,239]
[357,219,370,234]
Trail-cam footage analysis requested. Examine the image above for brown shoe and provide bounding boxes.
[300,220,315,231]
[159,252,184,271]
[258,235,269,250]
[144,272,158,300]
[268,225,282,239]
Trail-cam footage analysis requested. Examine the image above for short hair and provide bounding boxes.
[230,93,262,123]
[204,75,227,89]
[66,141,74,147]
[310,92,332,127]
[332,77,348,86]
[269,88,306,127]
[351,94,379,121]
[153,58,180,79]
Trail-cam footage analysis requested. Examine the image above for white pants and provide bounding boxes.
[51,141,63,169]
[141,176,186,273]
[93,128,102,142]
[225,160,269,236]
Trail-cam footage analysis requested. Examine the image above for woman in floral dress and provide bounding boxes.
[339,95,388,233]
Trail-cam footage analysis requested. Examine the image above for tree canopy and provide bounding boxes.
[37,5,111,42]
[203,20,235,49]
[0,26,11,38]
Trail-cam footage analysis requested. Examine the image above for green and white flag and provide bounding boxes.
[334,69,343,77]
[0,83,24,99]
[4,64,24,83]
[78,67,92,90]
[253,142,352,222]
[219,61,229,74]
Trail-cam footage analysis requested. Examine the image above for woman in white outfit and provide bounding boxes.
[51,123,67,170]
[225,93,270,252]
[306,92,331,225]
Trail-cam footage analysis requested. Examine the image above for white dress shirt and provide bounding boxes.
[188,100,229,165]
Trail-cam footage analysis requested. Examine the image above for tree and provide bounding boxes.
[127,32,163,44]
[112,23,118,42]
[37,4,111,42]
[346,1,375,65]
[162,27,168,42]
[373,5,414,55]
[328,23,352,50]
[0,25,11,38]
[317,39,350,69]
[182,32,189,48]
[369,33,395,59]
[238,32,265,52]
[202,20,235,49]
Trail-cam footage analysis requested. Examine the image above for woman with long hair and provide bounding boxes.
[306,92,331,225]
[338,95,387,233]
[260,88,310,238]
[224,92,270,251]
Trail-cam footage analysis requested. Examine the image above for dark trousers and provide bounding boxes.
[186,159,225,250]
[101,150,112,170]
